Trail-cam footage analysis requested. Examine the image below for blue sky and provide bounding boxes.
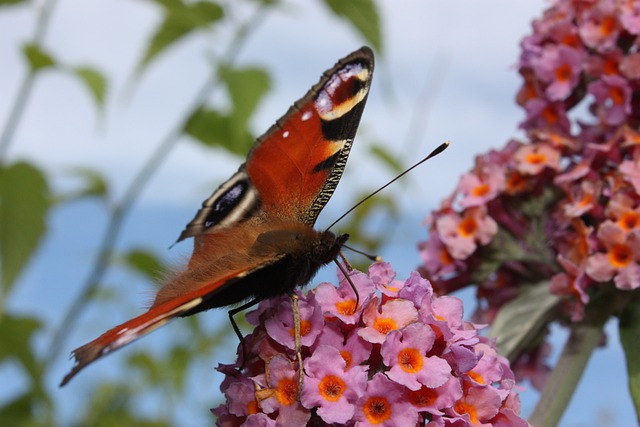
[1,0,636,425]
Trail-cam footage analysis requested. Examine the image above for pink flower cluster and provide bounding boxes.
[420,0,640,324]
[212,263,527,426]
[419,0,640,389]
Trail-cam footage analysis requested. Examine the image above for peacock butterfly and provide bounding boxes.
[60,46,375,386]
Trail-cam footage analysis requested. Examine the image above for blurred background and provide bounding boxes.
[0,0,634,425]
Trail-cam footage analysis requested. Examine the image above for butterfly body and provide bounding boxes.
[61,47,374,386]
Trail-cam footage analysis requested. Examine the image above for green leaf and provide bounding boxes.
[220,66,271,126]
[0,162,49,293]
[121,248,165,282]
[0,314,42,378]
[183,107,254,155]
[57,167,109,203]
[138,0,224,72]
[620,296,640,422]
[323,0,382,52]
[370,144,403,175]
[73,67,108,110]
[22,43,56,71]
[0,0,27,6]
[489,281,561,361]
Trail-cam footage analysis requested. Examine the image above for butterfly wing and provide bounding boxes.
[176,47,374,242]
[61,47,374,386]
[60,256,283,386]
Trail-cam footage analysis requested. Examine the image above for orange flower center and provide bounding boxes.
[289,319,312,338]
[554,63,572,82]
[620,212,640,231]
[276,377,298,406]
[363,396,392,424]
[373,317,398,335]
[340,350,353,369]
[526,151,547,166]
[601,15,616,36]
[398,348,424,373]
[506,172,526,193]
[247,399,259,415]
[608,243,632,268]
[542,105,560,124]
[609,86,625,105]
[472,183,490,197]
[603,57,619,75]
[454,401,478,425]
[318,374,346,402]
[335,299,357,315]
[407,386,437,408]
[458,216,478,238]
[440,248,454,266]
[467,370,485,384]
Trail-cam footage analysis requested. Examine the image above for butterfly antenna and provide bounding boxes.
[343,244,381,262]
[326,140,450,231]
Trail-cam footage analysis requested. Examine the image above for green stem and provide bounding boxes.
[0,0,59,162]
[528,290,624,427]
[44,6,268,369]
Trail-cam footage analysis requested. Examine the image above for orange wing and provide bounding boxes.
[247,46,374,225]
[60,260,274,386]
[176,47,374,243]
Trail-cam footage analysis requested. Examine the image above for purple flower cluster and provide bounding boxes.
[419,0,640,386]
[212,263,527,426]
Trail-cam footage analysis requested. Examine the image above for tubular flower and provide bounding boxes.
[420,0,640,389]
[212,264,527,426]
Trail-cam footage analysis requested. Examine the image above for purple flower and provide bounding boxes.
[300,345,368,424]
[264,291,323,350]
[531,45,583,101]
[381,322,452,390]
[214,264,528,425]
[587,74,632,126]
[354,372,418,427]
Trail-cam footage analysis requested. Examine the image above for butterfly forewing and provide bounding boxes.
[177,47,374,242]
[247,47,374,225]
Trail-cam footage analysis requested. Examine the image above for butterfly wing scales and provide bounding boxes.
[176,47,374,242]
[60,256,283,386]
[247,47,374,225]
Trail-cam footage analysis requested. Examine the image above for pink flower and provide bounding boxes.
[579,0,620,51]
[358,297,417,344]
[588,74,632,125]
[315,268,374,324]
[381,323,452,390]
[619,0,640,34]
[457,165,505,208]
[214,265,527,425]
[435,207,498,260]
[532,45,584,100]
[586,221,640,289]
[520,99,571,132]
[514,143,560,175]
[354,372,418,427]
[264,291,323,350]
[301,345,368,424]
[253,355,310,426]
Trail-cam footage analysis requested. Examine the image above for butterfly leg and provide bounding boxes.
[290,292,304,399]
[228,297,264,368]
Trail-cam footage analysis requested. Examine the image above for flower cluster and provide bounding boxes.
[419,0,640,385]
[212,263,527,426]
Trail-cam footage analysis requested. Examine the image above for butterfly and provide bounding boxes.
[60,46,375,386]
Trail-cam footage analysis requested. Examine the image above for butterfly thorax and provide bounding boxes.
[250,223,349,288]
